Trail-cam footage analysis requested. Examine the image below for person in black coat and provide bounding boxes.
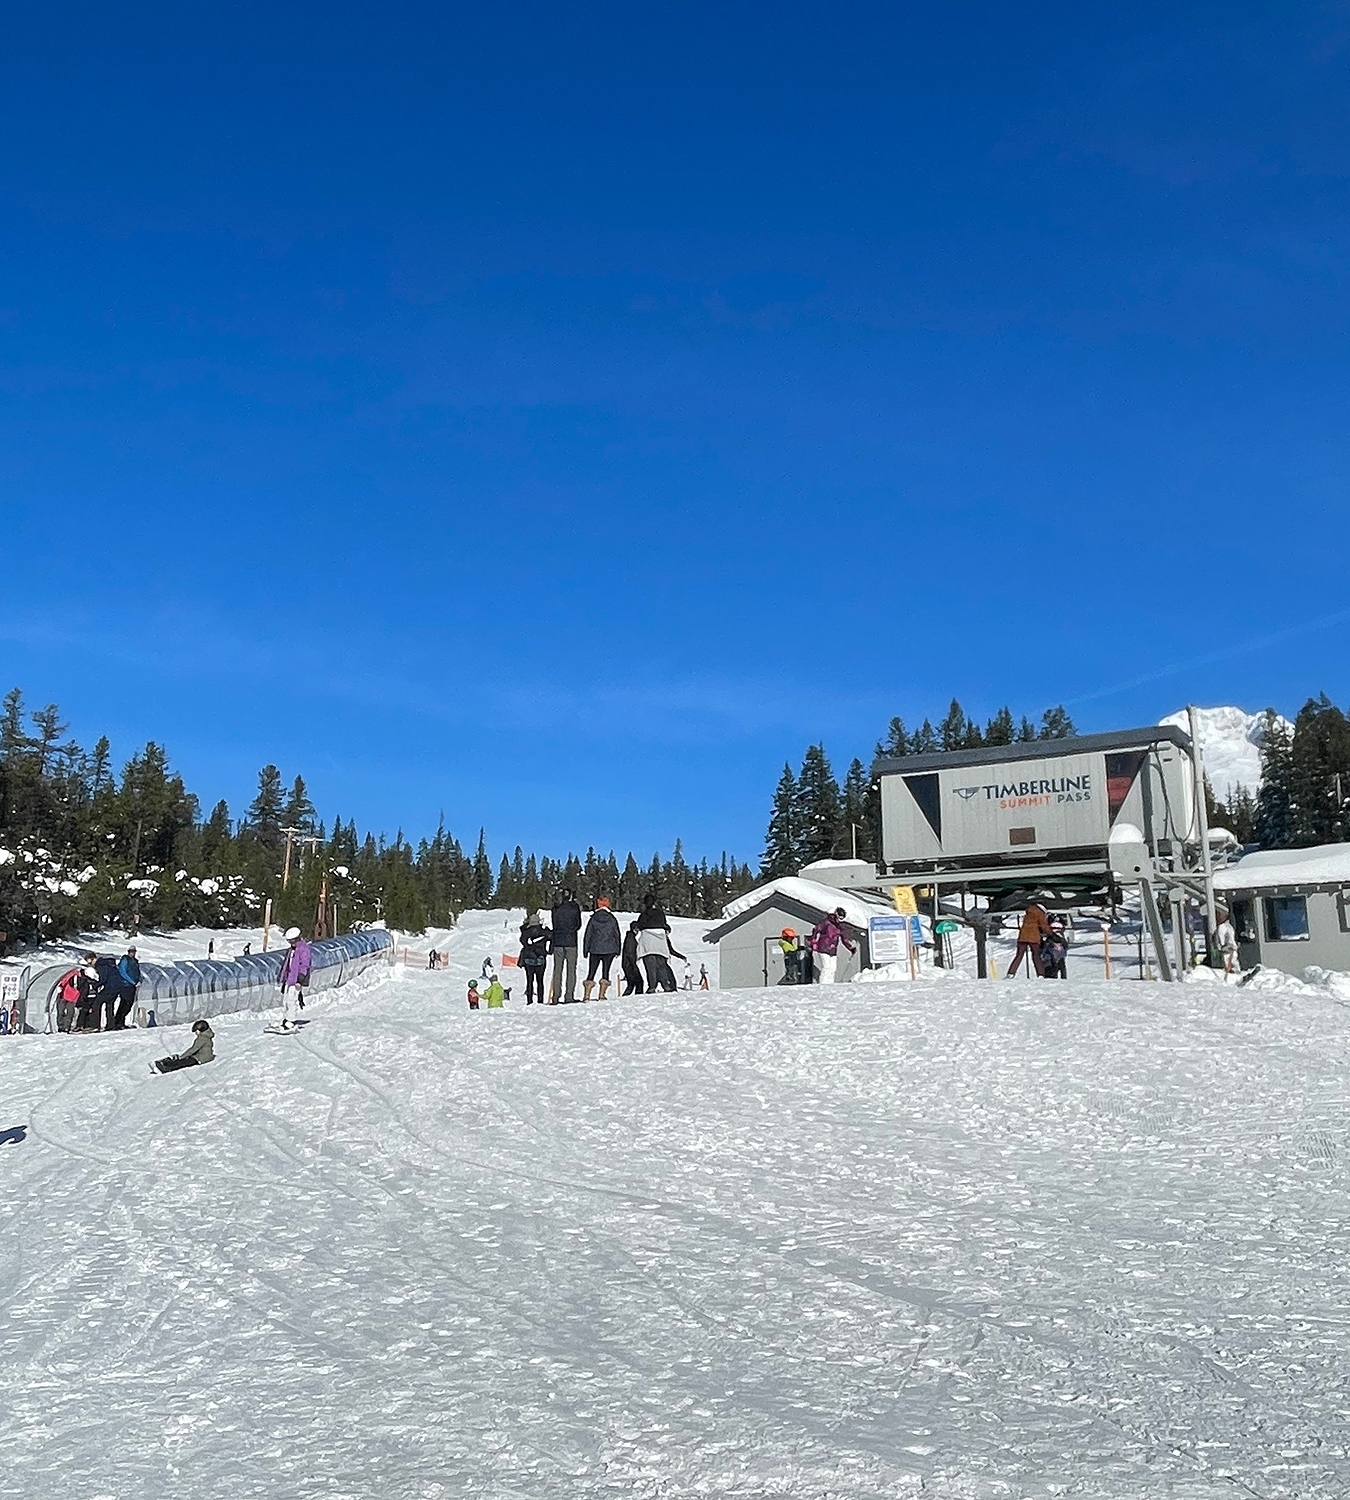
[581,897,622,1000]
[518,913,552,1005]
[621,923,643,995]
[93,954,121,1032]
[635,893,668,931]
[549,888,583,1003]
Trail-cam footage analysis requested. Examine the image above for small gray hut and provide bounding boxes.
[1213,843,1350,976]
[702,877,898,989]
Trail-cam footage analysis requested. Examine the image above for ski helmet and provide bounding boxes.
[781,927,796,939]
[192,1018,210,1032]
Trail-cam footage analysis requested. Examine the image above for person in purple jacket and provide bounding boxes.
[276,925,313,1031]
[808,907,856,986]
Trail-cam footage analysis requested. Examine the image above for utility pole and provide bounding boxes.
[281,827,323,890]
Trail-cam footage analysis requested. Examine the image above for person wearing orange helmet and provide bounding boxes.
[779,926,801,984]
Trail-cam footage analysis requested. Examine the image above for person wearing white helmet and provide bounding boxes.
[276,925,313,1031]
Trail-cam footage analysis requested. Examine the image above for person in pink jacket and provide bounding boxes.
[276,926,312,1031]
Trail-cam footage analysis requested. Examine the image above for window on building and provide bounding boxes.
[1338,892,1350,934]
[1230,899,1257,943]
[1263,895,1310,942]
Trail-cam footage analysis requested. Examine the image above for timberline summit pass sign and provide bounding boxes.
[952,774,1092,808]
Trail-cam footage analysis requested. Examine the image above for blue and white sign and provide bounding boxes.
[868,915,912,965]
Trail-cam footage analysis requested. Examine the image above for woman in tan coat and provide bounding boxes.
[1008,901,1052,977]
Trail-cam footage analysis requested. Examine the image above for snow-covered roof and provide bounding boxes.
[1213,842,1350,892]
[719,877,893,933]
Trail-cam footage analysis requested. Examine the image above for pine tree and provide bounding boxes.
[1038,705,1076,739]
[911,719,939,754]
[1255,711,1296,848]
[794,744,841,864]
[282,775,316,833]
[984,706,1015,746]
[472,828,493,906]
[761,763,799,878]
[875,717,909,758]
[1016,716,1037,743]
[939,700,969,752]
[840,757,874,860]
[245,765,285,852]
[1287,694,1350,846]
[200,800,232,867]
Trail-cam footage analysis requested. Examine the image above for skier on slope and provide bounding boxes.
[581,896,622,1000]
[549,887,583,1004]
[151,1019,214,1074]
[808,908,856,985]
[275,926,312,1031]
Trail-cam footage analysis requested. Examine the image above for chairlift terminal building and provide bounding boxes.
[872,726,1197,896]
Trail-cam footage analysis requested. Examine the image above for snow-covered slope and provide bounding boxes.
[6,966,1350,1495]
[1160,705,1290,801]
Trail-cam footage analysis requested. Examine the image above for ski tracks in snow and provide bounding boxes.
[5,966,1350,1496]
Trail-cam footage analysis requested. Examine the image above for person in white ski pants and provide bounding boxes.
[277,926,313,1030]
[808,908,855,985]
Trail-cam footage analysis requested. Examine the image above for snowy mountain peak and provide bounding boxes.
[1158,705,1291,800]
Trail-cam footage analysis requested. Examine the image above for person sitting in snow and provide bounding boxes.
[152,1019,214,1074]
[466,979,481,1011]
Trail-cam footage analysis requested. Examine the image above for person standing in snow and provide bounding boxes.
[466,979,481,1010]
[73,954,102,1031]
[93,952,121,1031]
[54,967,81,1033]
[483,976,506,1009]
[519,913,551,1004]
[276,926,312,1031]
[1214,906,1239,977]
[637,922,684,993]
[582,896,622,1000]
[152,1018,214,1073]
[549,887,582,1003]
[1008,900,1052,977]
[1040,917,1068,979]
[778,928,801,984]
[808,908,856,985]
[620,922,644,995]
[112,945,141,1029]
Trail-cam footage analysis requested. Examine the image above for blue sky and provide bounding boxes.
[2,2,1348,863]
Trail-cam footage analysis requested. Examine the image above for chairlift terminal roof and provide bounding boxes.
[871,725,1192,780]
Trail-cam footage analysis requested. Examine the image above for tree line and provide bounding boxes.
[760,699,1078,878]
[0,688,756,949]
[1238,695,1350,849]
